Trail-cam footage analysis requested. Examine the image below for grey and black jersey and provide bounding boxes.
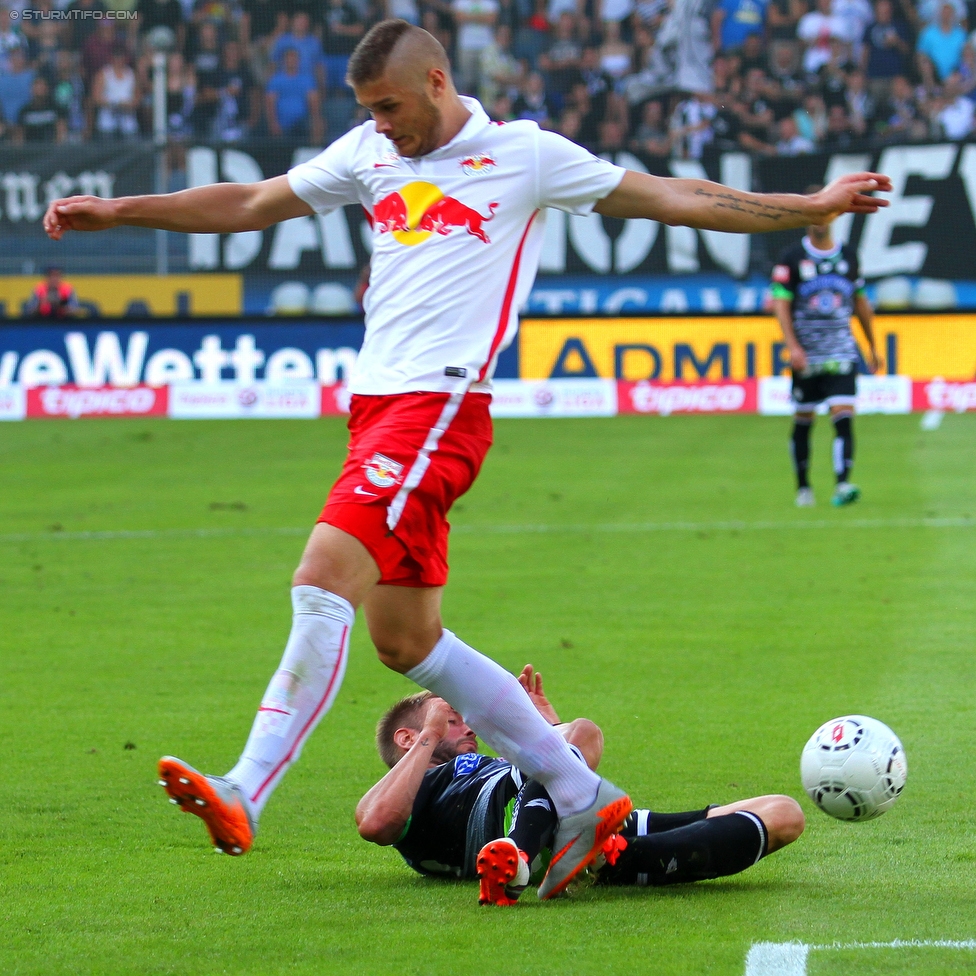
[771,238,866,373]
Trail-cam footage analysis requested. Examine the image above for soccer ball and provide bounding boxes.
[800,715,907,821]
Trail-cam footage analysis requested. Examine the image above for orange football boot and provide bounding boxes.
[158,756,255,855]
[477,838,530,906]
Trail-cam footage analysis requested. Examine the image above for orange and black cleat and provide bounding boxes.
[477,838,530,906]
[158,756,256,855]
[537,779,632,899]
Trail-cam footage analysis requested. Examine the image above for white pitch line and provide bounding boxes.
[745,939,976,976]
[1,517,974,546]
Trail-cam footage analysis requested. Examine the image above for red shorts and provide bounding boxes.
[319,391,493,587]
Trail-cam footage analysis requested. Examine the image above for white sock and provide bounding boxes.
[405,630,600,817]
[226,585,354,819]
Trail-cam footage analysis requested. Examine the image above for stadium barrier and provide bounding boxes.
[1,376,970,421]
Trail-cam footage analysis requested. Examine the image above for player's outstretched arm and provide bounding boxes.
[43,174,314,240]
[594,171,892,233]
[356,698,452,847]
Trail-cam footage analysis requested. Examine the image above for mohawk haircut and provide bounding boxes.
[376,691,433,769]
[347,19,450,86]
[348,19,414,86]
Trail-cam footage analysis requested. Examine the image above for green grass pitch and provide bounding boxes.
[1,413,974,975]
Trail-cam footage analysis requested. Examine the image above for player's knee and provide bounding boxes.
[766,795,805,848]
[562,718,604,770]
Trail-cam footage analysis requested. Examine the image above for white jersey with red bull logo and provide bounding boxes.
[287,97,626,396]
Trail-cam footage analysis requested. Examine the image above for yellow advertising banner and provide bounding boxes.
[0,275,242,318]
[519,315,976,381]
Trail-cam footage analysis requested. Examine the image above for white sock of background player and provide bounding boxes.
[406,629,602,817]
[226,585,353,821]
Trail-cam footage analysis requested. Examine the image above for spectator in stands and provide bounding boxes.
[598,89,630,147]
[844,66,876,131]
[737,30,768,71]
[630,97,672,154]
[30,21,64,83]
[767,0,807,43]
[832,0,873,58]
[918,0,965,25]
[716,0,769,54]
[25,266,82,319]
[83,21,119,83]
[189,20,222,137]
[733,66,776,139]
[51,50,87,141]
[794,89,827,139]
[670,92,716,156]
[539,12,583,94]
[138,0,186,52]
[453,0,500,94]
[479,23,523,105]
[599,0,635,26]
[271,12,325,89]
[164,50,195,138]
[917,1,967,86]
[513,70,555,124]
[241,0,279,49]
[634,0,669,31]
[0,48,35,131]
[823,101,855,144]
[214,39,260,141]
[66,0,109,50]
[323,0,366,93]
[265,45,323,143]
[93,44,139,139]
[598,19,634,81]
[775,111,815,149]
[797,0,843,73]
[861,0,910,86]
[768,39,806,95]
[931,69,975,134]
[649,0,720,94]
[13,75,66,143]
[881,73,928,138]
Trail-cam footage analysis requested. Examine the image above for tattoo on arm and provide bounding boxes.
[419,737,430,747]
[693,187,804,222]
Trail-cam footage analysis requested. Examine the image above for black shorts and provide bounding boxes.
[792,367,857,410]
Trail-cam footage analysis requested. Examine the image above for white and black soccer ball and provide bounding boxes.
[800,715,907,821]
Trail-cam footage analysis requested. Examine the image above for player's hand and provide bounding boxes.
[867,349,883,374]
[810,172,892,219]
[787,342,808,372]
[420,697,454,741]
[43,196,121,240]
[519,664,561,724]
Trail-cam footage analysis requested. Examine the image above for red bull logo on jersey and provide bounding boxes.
[459,153,496,175]
[364,452,404,488]
[372,181,498,246]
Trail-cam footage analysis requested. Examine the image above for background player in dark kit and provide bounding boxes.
[357,667,804,904]
[771,189,881,508]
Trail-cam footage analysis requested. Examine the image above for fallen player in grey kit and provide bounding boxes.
[357,666,805,903]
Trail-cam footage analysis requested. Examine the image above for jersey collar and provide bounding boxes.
[802,235,842,259]
[420,96,491,160]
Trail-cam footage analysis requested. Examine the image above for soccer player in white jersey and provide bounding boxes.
[43,20,890,899]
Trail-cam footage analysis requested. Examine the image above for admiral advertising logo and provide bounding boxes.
[372,182,498,245]
[363,453,403,488]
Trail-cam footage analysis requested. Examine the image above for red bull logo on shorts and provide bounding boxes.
[364,452,404,488]
[372,181,498,246]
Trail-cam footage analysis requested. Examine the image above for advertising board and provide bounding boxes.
[519,315,976,381]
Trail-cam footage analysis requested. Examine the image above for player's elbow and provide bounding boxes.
[356,806,403,846]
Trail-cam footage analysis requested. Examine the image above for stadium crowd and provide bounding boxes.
[2,0,976,153]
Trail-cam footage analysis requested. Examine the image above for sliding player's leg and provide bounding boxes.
[366,584,630,898]
[158,524,376,853]
[599,795,804,887]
